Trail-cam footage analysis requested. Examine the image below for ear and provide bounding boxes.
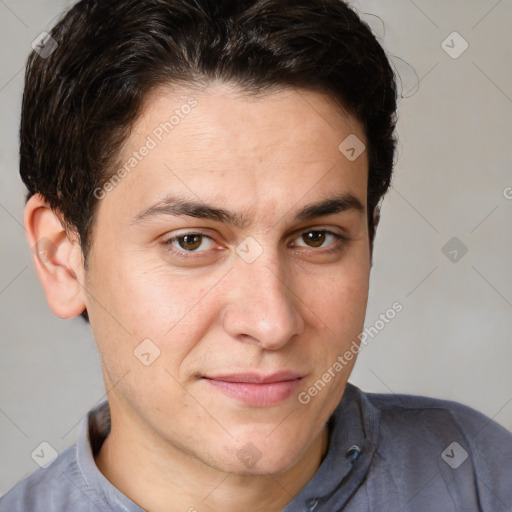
[24,193,87,319]
[369,205,381,268]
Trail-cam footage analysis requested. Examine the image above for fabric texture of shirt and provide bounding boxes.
[1,382,511,511]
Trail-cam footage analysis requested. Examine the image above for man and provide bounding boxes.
[1,0,511,511]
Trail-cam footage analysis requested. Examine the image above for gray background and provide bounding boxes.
[1,0,511,496]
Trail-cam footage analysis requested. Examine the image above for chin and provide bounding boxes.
[218,455,300,477]
[208,435,310,476]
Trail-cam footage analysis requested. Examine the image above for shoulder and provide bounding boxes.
[365,388,512,443]
[357,387,512,510]
[0,444,103,512]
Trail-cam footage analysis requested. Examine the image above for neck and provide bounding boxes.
[94,400,329,512]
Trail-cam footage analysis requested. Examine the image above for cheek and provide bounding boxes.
[298,256,370,337]
[86,253,218,366]
[86,263,219,412]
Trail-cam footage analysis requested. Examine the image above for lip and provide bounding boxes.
[202,371,304,407]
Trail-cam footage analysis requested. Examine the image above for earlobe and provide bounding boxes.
[24,193,87,319]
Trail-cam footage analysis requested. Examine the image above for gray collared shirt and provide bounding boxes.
[1,382,511,511]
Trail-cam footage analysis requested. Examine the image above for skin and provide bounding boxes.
[25,82,376,512]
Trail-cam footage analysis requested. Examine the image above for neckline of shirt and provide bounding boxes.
[75,382,380,512]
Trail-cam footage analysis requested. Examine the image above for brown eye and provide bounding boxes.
[178,234,203,251]
[294,229,348,251]
[302,231,326,248]
[164,232,215,253]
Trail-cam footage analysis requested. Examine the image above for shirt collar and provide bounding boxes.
[76,401,145,512]
[76,382,380,512]
[282,382,380,511]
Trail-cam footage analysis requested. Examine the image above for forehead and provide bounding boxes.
[100,82,368,226]
[136,81,365,156]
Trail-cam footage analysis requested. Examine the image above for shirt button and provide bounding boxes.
[306,498,319,510]
[345,444,362,464]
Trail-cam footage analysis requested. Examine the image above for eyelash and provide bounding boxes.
[162,229,349,258]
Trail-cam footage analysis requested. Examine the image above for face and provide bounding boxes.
[83,82,371,475]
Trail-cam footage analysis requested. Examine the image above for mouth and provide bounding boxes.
[201,371,304,407]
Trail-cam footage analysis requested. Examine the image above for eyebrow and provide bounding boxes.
[130,192,365,227]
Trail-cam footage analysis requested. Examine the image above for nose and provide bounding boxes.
[221,252,305,351]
